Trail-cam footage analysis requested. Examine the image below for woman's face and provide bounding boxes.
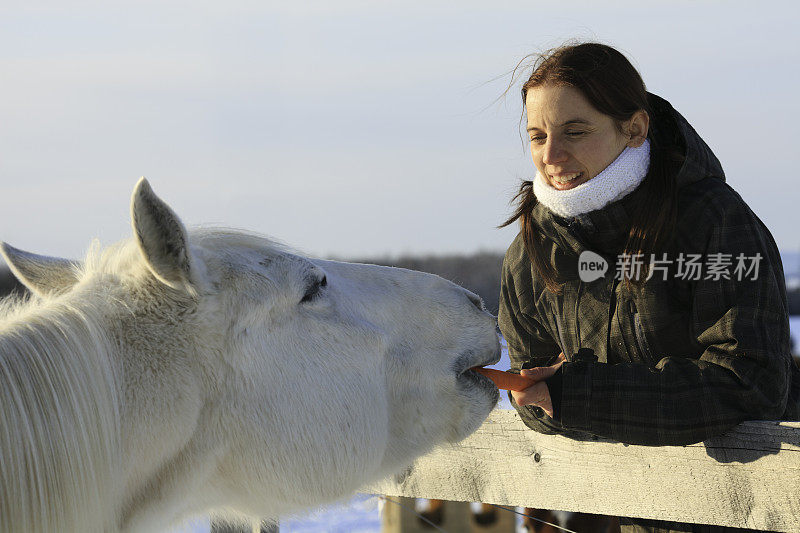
[525,83,646,190]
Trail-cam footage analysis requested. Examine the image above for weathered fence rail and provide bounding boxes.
[363,409,800,532]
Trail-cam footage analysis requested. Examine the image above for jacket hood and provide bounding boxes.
[530,92,725,258]
[647,92,725,188]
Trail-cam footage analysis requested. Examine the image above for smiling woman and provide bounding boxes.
[497,42,800,533]
[525,84,648,192]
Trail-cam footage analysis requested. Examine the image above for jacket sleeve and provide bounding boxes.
[559,187,793,445]
[498,238,562,370]
[498,239,576,435]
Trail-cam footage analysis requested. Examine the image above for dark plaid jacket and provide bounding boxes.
[498,94,800,446]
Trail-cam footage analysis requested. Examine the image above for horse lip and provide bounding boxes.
[454,349,501,376]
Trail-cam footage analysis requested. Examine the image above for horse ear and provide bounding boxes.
[130,177,197,293]
[0,243,81,297]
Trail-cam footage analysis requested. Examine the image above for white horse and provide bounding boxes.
[0,178,501,532]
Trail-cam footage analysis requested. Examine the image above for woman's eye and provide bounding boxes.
[566,131,586,137]
[529,135,546,144]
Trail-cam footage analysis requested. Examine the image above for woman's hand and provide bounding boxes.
[510,352,566,417]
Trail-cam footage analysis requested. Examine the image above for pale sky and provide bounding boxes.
[1,1,799,261]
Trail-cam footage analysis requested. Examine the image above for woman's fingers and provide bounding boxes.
[520,363,558,380]
[513,353,564,416]
[510,381,543,405]
[510,381,553,416]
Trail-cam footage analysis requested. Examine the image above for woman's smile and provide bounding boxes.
[547,171,588,189]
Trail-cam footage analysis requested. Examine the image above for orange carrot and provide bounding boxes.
[471,367,537,391]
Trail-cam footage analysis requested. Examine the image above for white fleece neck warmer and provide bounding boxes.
[533,138,651,218]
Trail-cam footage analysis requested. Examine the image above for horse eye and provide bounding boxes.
[300,275,327,303]
[300,287,317,303]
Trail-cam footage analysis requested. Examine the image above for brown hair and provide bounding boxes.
[501,42,681,293]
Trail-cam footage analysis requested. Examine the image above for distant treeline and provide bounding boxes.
[347,252,505,316]
[790,288,800,316]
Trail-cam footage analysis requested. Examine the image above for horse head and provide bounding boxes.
[0,178,501,530]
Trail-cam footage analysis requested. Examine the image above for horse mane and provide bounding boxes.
[0,273,121,532]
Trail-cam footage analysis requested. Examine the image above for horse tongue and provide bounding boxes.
[471,367,537,391]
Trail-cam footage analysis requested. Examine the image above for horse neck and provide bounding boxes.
[0,292,121,532]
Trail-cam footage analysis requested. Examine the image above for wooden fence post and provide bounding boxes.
[381,498,515,532]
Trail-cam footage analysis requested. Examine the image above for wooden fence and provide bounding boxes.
[213,409,799,531]
[363,410,800,532]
